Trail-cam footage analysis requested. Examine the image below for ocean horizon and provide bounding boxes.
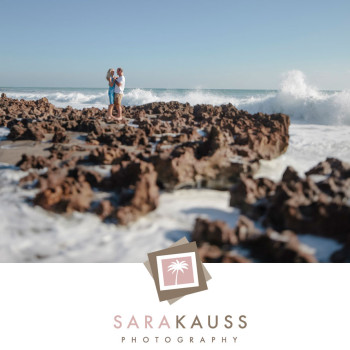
[1,70,350,126]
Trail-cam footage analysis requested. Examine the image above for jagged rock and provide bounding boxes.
[230,175,276,217]
[16,154,52,171]
[192,218,236,247]
[110,161,159,225]
[196,126,230,157]
[19,171,39,186]
[95,200,114,219]
[52,130,70,143]
[243,229,317,263]
[113,126,149,147]
[230,160,350,240]
[8,125,26,140]
[76,120,103,135]
[151,144,260,190]
[198,243,224,262]
[191,215,316,263]
[233,215,261,242]
[305,157,350,177]
[8,123,45,141]
[33,168,93,213]
[88,145,129,165]
[0,96,292,226]
[68,167,103,188]
[282,166,300,183]
[197,243,251,263]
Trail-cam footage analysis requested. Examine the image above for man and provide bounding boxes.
[114,67,126,121]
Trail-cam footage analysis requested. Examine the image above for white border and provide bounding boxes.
[156,252,199,291]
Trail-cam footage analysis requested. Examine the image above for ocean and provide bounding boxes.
[2,70,350,124]
[0,70,349,262]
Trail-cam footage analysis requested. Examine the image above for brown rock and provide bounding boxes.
[34,173,93,214]
[192,217,237,247]
[95,200,114,219]
[77,119,103,135]
[152,143,260,190]
[8,125,26,140]
[282,166,300,183]
[8,123,45,141]
[88,145,128,165]
[230,175,276,217]
[16,154,52,171]
[230,160,350,240]
[222,253,252,263]
[19,171,39,186]
[192,215,317,263]
[1,96,294,227]
[68,167,103,188]
[305,157,350,177]
[243,229,317,263]
[52,130,70,143]
[198,243,224,262]
[111,161,159,225]
[233,215,261,242]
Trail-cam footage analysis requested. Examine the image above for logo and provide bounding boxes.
[144,237,211,304]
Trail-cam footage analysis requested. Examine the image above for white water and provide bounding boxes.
[0,162,342,263]
[242,71,350,125]
[0,166,237,263]
[2,70,350,125]
[0,127,10,141]
[0,70,349,262]
[256,123,350,181]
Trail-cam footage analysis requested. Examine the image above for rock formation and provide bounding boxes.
[1,94,290,225]
[230,159,350,240]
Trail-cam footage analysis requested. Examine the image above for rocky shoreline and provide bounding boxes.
[1,93,349,262]
[193,158,350,263]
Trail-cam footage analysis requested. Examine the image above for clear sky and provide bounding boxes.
[1,0,349,89]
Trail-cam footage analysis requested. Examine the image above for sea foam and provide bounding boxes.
[238,71,350,125]
[1,70,350,125]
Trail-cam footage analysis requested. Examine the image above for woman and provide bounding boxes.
[106,68,116,118]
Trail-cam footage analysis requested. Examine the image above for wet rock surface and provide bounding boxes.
[190,158,349,262]
[1,94,349,263]
[191,158,350,263]
[1,94,290,226]
[230,159,350,240]
[192,216,317,263]
[33,169,94,214]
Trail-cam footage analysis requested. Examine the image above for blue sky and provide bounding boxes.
[0,0,349,89]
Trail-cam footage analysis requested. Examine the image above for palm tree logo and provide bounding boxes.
[168,259,189,285]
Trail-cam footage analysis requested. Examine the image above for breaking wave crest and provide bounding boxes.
[1,70,350,125]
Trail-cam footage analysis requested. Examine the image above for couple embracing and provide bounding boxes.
[106,67,125,121]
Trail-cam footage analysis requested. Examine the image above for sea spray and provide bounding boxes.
[239,70,350,125]
[1,70,350,124]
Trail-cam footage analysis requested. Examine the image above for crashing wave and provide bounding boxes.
[1,70,350,124]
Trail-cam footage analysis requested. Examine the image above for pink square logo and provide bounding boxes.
[156,252,199,291]
[146,240,210,303]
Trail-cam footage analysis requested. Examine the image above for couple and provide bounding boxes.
[106,67,125,121]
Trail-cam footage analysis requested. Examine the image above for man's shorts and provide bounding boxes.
[114,93,123,106]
